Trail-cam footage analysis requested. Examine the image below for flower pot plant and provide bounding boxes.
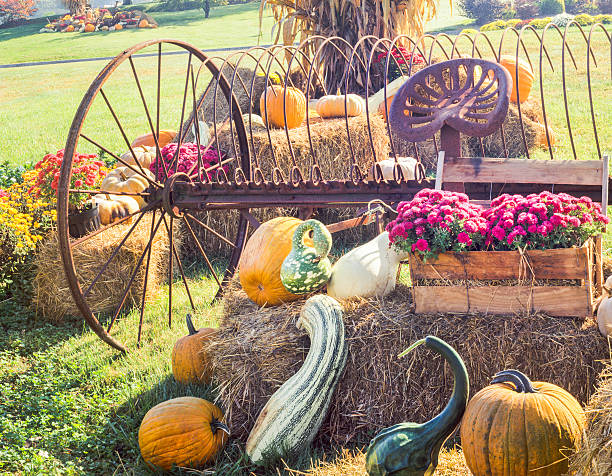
[388,189,609,317]
[31,150,108,238]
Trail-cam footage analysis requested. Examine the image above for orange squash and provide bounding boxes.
[461,369,584,476]
[138,19,149,28]
[535,123,557,149]
[499,56,535,104]
[239,217,313,307]
[84,23,95,32]
[171,314,216,384]
[114,23,123,30]
[259,85,307,129]
[65,25,75,32]
[131,130,176,149]
[138,397,229,470]
[378,95,396,122]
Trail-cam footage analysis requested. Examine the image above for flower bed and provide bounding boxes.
[387,189,608,318]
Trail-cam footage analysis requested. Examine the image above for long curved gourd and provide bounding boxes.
[246,294,347,465]
[365,336,469,476]
[281,219,332,294]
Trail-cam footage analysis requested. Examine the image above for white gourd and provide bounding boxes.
[368,157,417,181]
[246,294,347,465]
[367,76,407,116]
[597,275,612,338]
[327,232,409,299]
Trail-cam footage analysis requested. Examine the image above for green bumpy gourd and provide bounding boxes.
[365,336,469,476]
[280,219,332,294]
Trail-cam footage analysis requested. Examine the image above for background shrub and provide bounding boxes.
[459,28,479,35]
[540,0,564,15]
[502,6,518,18]
[505,18,523,26]
[574,12,595,22]
[481,19,508,30]
[530,16,553,26]
[459,0,507,24]
[594,13,612,21]
[551,11,575,24]
[516,0,540,17]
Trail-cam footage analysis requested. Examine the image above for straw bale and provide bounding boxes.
[207,280,607,444]
[286,447,471,476]
[466,98,544,158]
[570,359,612,476]
[32,213,175,322]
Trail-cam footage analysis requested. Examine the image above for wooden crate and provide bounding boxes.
[408,241,597,318]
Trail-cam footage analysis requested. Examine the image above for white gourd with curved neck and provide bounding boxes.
[327,232,409,299]
[597,275,612,338]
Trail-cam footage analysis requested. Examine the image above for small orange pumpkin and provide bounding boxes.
[535,123,557,149]
[84,23,95,32]
[131,130,176,149]
[114,23,123,30]
[259,85,307,129]
[239,217,313,307]
[171,314,216,384]
[499,56,535,104]
[138,19,149,28]
[138,397,229,470]
[65,25,75,32]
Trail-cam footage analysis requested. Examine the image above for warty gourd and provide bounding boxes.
[327,232,409,300]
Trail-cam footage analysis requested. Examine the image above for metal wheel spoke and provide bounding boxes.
[162,214,195,310]
[184,212,236,248]
[70,188,151,198]
[70,203,157,249]
[186,118,230,179]
[168,216,174,326]
[168,54,193,174]
[79,133,161,188]
[83,210,148,298]
[182,215,222,288]
[190,66,203,179]
[107,211,164,333]
[156,43,167,180]
[137,209,157,346]
[128,56,166,179]
[99,88,150,177]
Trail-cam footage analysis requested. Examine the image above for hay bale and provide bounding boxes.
[207,280,607,444]
[286,447,470,476]
[467,98,545,158]
[570,359,612,476]
[32,213,174,322]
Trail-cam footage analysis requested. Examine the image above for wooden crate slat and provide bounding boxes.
[409,245,589,280]
[443,158,603,186]
[413,286,590,317]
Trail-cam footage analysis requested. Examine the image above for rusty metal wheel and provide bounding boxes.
[58,40,251,352]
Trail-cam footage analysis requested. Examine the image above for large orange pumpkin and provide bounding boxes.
[499,56,535,104]
[131,130,177,149]
[461,369,585,476]
[84,23,95,32]
[239,217,313,307]
[171,314,216,384]
[138,19,149,28]
[259,85,307,129]
[138,397,229,470]
[114,23,123,30]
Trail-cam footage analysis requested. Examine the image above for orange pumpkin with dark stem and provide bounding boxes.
[138,397,229,470]
[171,314,216,384]
[499,56,535,104]
[259,85,307,129]
[131,130,176,148]
[461,369,585,476]
[239,217,313,307]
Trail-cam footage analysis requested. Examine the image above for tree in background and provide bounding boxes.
[0,0,37,24]
[62,0,86,16]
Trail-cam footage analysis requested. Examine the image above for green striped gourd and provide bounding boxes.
[246,294,347,465]
[280,219,332,294]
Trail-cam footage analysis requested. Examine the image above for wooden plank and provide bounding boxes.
[413,285,590,317]
[434,151,444,191]
[596,235,603,292]
[443,158,604,186]
[409,244,590,281]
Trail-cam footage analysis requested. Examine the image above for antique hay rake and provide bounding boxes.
[58,24,612,351]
